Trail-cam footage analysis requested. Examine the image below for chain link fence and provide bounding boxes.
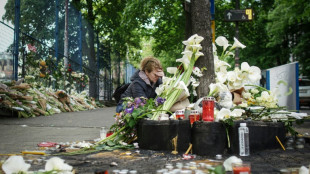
[0,0,130,101]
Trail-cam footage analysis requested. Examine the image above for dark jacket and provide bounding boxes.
[120,70,162,100]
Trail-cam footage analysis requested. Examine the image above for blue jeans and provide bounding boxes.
[116,102,123,113]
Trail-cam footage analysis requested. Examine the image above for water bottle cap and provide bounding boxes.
[240,123,247,127]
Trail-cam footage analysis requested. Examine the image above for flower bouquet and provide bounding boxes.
[63,34,206,154]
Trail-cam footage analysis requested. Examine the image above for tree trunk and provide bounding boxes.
[86,0,97,99]
[191,0,215,98]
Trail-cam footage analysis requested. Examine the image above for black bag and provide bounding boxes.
[112,83,130,103]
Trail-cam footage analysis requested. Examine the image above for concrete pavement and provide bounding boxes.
[0,107,116,154]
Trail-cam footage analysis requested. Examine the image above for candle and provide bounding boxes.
[232,162,251,174]
[189,110,200,124]
[202,97,215,122]
[175,110,185,120]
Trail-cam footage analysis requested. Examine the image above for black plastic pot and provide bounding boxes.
[137,119,191,152]
[191,121,227,156]
[228,120,286,154]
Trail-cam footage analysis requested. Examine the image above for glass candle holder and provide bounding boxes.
[175,110,185,120]
[202,97,215,122]
[232,162,251,174]
[189,110,200,124]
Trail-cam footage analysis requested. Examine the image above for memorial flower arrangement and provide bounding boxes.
[209,36,309,140]
[151,34,205,120]
[64,34,205,154]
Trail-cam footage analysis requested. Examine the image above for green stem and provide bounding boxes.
[225,127,231,148]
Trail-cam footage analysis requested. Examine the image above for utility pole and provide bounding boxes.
[235,0,240,68]
[13,0,20,81]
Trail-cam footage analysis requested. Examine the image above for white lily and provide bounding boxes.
[194,51,204,60]
[176,55,191,70]
[231,37,246,49]
[227,71,237,82]
[231,109,245,117]
[2,156,30,174]
[215,108,231,122]
[155,84,165,95]
[248,66,261,82]
[209,83,229,96]
[45,157,73,172]
[182,34,204,46]
[241,62,250,72]
[191,44,202,52]
[216,71,227,84]
[215,36,230,51]
[167,67,178,74]
[182,50,193,60]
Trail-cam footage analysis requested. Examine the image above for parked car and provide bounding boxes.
[299,77,310,107]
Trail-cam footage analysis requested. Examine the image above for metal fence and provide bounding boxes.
[0,0,133,101]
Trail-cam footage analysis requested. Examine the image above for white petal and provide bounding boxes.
[215,36,230,51]
[241,62,250,72]
[248,66,261,82]
[167,67,178,74]
[231,37,246,49]
[2,156,31,174]
[231,109,245,117]
[176,55,190,70]
[45,157,73,171]
[215,108,231,122]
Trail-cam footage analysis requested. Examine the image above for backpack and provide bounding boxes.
[112,83,130,103]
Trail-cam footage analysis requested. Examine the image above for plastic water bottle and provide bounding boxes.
[239,123,250,156]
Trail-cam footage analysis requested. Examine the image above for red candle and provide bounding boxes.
[189,110,200,124]
[202,97,215,122]
[233,166,251,174]
[175,110,185,120]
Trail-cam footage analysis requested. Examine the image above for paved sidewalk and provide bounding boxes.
[0,107,116,154]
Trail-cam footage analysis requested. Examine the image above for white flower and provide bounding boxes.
[299,166,309,174]
[239,101,248,108]
[209,83,229,96]
[155,85,165,95]
[176,81,190,97]
[167,67,178,74]
[195,51,204,60]
[2,156,31,174]
[242,92,252,99]
[241,62,250,72]
[216,71,227,84]
[248,66,261,82]
[215,36,230,51]
[231,37,246,49]
[227,71,237,82]
[162,76,172,85]
[176,55,191,70]
[193,67,203,77]
[182,34,204,46]
[191,44,202,52]
[231,109,245,117]
[223,156,242,171]
[250,88,259,94]
[45,157,73,172]
[215,108,231,122]
[182,50,193,60]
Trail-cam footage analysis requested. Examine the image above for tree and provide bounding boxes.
[190,0,215,97]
